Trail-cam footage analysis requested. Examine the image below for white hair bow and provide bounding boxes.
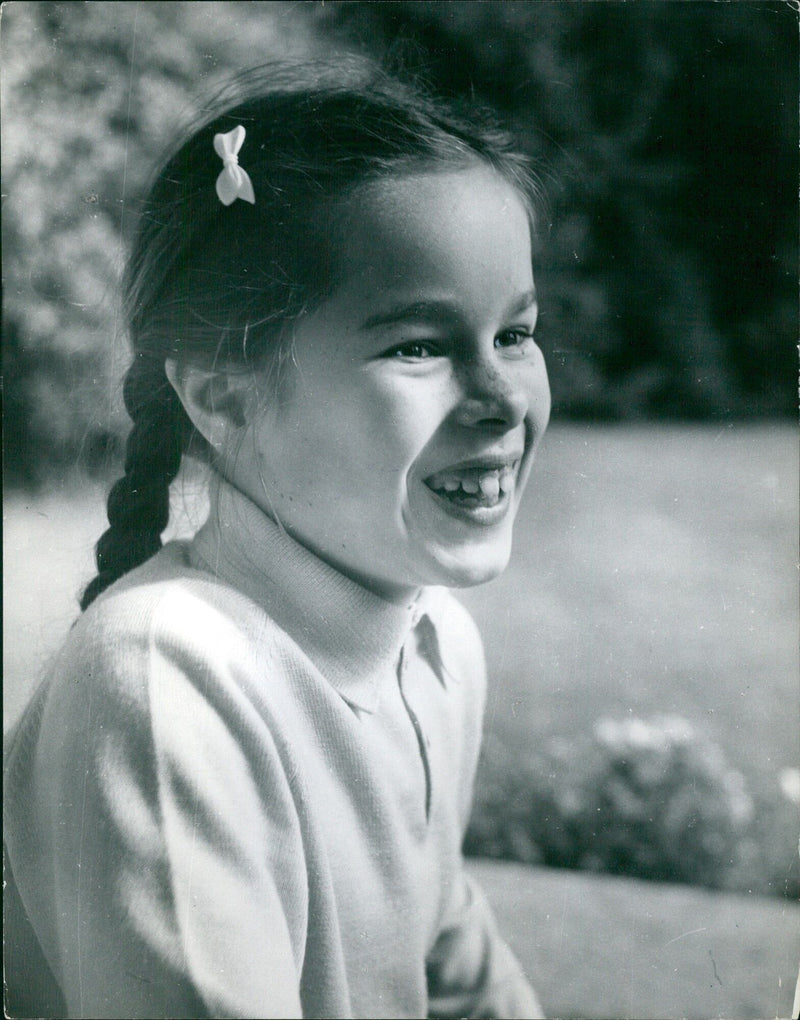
[213,125,255,206]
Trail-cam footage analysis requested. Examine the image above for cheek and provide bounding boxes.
[258,363,453,503]
[258,399,409,503]
[535,378,552,433]
[359,377,451,464]
[525,357,552,432]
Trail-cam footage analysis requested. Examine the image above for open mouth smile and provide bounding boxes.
[424,461,519,512]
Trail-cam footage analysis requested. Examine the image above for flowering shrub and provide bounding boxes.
[465,715,773,892]
[575,715,753,886]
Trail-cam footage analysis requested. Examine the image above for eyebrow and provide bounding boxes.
[360,288,538,331]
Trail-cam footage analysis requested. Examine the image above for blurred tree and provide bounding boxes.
[2,1,325,485]
[2,1,797,484]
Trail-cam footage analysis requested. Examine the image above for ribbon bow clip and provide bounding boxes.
[213,125,255,206]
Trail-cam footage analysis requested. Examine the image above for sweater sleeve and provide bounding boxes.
[425,594,544,1020]
[8,587,307,1020]
[426,871,544,1019]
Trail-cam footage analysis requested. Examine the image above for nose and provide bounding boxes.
[453,357,529,430]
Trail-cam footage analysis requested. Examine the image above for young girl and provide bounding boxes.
[4,62,550,1019]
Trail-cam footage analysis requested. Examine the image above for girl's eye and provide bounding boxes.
[495,329,536,356]
[382,340,440,360]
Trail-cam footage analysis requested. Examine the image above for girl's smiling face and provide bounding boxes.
[237,165,551,602]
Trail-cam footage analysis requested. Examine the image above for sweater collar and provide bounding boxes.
[190,476,441,713]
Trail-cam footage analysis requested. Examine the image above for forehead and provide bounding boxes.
[329,166,534,322]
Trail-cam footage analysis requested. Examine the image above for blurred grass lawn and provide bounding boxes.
[459,423,799,804]
[471,858,798,1020]
[4,423,798,1018]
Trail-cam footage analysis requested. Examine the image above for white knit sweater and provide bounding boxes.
[4,477,542,1019]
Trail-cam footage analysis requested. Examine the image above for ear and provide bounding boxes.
[165,359,253,451]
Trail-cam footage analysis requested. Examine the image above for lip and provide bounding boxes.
[424,451,524,479]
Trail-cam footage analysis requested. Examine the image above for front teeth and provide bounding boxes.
[427,464,516,500]
[479,474,500,500]
[499,467,515,494]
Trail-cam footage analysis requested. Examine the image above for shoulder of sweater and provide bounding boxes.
[6,545,315,814]
[50,543,295,715]
[80,541,278,640]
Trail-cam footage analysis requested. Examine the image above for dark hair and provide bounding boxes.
[80,60,544,610]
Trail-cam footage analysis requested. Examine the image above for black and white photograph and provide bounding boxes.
[3,3,798,1018]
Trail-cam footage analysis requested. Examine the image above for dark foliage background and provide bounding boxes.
[2,1,797,486]
[328,1,798,421]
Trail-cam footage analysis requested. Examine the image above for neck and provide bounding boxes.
[215,471,423,609]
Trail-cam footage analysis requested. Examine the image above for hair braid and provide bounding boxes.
[80,356,186,610]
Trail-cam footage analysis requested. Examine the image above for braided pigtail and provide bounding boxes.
[80,355,186,611]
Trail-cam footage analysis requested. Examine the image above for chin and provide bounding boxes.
[427,541,513,589]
